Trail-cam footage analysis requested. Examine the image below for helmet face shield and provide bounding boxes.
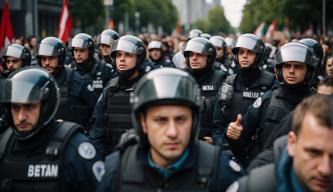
[71,37,86,48]
[234,36,263,53]
[5,45,24,58]
[99,34,114,46]
[37,43,60,56]
[210,36,226,48]
[112,39,140,54]
[0,80,48,104]
[148,41,162,50]
[184,40,207,54]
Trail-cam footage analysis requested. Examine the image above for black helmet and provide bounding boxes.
[232,33,265,66]
[210,36,227,55]
[183,37,216,68]
[2,43,31,68]
[110,35,146,77]
[71,33,95,58]
[298,38,323,67]
[36,37,67,67]
[148,40,163,50]
[0,66,60,140]
[275,42,318,84]
[189,29,203,39]
[97,29,119,47]
[130,68,201,148]
[264,43,274,61]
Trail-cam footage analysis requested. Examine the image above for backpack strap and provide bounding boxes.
[121,144,144,183]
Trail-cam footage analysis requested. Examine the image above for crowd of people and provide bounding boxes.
[0,28,332,192]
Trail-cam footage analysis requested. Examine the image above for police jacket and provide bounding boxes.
[227,83,313,166]
[0,120,104,192]
[54,66,98,130]
[212,70,276,146]
[89,69,145,158]
[227,148,303,192]
[146,58,175,70]
[74,58,116,97]
[97,140,244,192]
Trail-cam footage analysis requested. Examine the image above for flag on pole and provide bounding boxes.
[0,0,14,49]
[58,0,72,43]
[254,22,265,37]
[265,21,277,39]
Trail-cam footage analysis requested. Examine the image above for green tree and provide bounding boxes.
[207,6,234,34]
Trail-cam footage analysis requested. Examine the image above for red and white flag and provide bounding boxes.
[265,21,277,39]
[58,0,72,43]
[0,0,14,49]
[254,22,265,37]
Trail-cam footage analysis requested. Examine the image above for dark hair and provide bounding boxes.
[318,76,333,88]
[292,94,333,135]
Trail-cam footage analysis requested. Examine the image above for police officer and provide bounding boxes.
[90,35,146,157]
[183,36,227,143]
[1,43,31,78]
[0,67,104,192]
[145,40,175,70]
[97,29,119,65]
[227,94,333,192]
[209,35,234,75]
[213,33,276,146]
[97,68,244,191]
[36,37,98,130]
[226,41,317,167]
[71,33,115,96]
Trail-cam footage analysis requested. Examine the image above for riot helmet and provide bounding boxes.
[188,29,203,39]
[130,68,201,148]
[97,29,119,47]
[110,35,146,78]
[201,33,212,39]
[275,41,318,84]
[36,37,67,68]
[0,66,60,140]
[298,38,323,67]
[210,36,227,58]
[148,41,163,50]
[71,33,95,58]
[2,43,31,69]
[183,37,216,69]
[232,33,265,66]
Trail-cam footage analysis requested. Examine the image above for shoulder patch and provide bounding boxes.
[229,160,241,172]
[87,84,94,92]
[92,160,105,182]
[226,181,239,192]
[78,142,96,160]
[253,97,262,108]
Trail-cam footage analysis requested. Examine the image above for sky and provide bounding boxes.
[207,0,247,28]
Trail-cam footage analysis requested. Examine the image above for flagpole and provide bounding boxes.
[33,0,39,39]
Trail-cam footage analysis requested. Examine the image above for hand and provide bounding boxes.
[203,136,213,144]
[226,114,243,140]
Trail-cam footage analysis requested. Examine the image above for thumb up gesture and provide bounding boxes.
[226,114,243,140]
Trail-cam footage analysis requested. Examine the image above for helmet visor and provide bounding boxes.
[5,46,23,58]
[112,39,138,54]
[38,44,59,56]
[210,37,225,48]
[0,79,46,103]
[275,44,316,67]
[184,40,206,54]
[71,38,89,48]
[100,35,113,46]
[234,36,263,53]
[148,41,162,50]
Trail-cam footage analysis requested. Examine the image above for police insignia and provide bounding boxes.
[87,84,94,91]
[229,160,241,172]
[78,142,96,160]
[92,161,105,182]
[253,97,262,108]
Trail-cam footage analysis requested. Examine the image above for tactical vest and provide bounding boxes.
[199,69,226,138]
[220,71,274,125]
[118,141,220,191]
[55,67,90,129]
[0,121,80,192]
[102,77,134,151]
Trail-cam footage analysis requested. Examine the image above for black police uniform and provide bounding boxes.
[73,58,116,97]
[54,66,98,130]
[0,119,103,192]
[89,69,145,157]
[226,83,313,166]
[213,69,276,146]
[145,57,175,70]
[97,141,244,192]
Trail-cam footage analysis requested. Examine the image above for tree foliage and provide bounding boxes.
[239,0,333,34]
[192,6,234,35]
